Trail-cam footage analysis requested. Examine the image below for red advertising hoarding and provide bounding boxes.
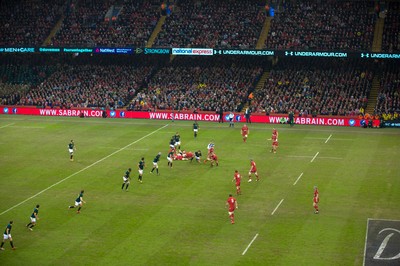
[1,106,379,127]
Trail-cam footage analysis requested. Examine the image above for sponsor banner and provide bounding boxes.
[172,48,213,56]
[144,48,170,54]
[214,49,274,56]
[382,120,400,128]
[94,47,116,54]
[361,53,400,59]
[0,47,35,53]
[39,47,61,53]
[63,48,92,53]
[364,219,400,266]
[284,51,348,58]
[0,107,380,127]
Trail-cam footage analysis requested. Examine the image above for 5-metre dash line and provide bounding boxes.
[293,172,304,186]
[310,152,319,163]
[271,199,284,215]
[325,134,332,143]
[0,124,169,216]
[242,233,259,255]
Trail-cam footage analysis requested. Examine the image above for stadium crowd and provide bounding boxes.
[250,58,374,116]
[265,0,375,51]
[154,0,266,49]
[375,61,400,120]
[0,0,65,46]
[131,57,265,112]
[381,2,400,53]
[50,0,160,47]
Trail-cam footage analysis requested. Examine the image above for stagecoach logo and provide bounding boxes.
[110,111,116,118]
[3,107,9,114]
[349,119,355,126]
[364,219,400,266]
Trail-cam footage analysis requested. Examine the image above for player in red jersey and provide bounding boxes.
[248,159,259,182]
[232,170,242,195]
[226,194,238,224]
[241,124,249,143]
[184,151,194,160]
[210,153,219,167]
[271,134,279,153]
[272,128,279,139]
[313,186,319,214]
[204,142,215,164]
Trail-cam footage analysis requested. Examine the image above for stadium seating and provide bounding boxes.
[265,0,375,51]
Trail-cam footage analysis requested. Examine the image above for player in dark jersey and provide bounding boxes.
[191,150,202,163]
[193,121,199,138]
[1,221,16,250]
[138,157,145,183]
[169,137,175,149]
[121,168,131,191]
[68,190,85,214]
[150,152,161,175]
[68,140,76,161]
[167,150,174,168]
[174,132,181,149]
[26,204,40,231]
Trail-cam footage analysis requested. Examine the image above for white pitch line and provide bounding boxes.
[0,124,169,216]
[242,233,259,255]
[271,199,284,215]
[310,152,319,163]
[0,123,15,129]
[325,134,332,143]
[293,172,304,186]
[286,155,342,160]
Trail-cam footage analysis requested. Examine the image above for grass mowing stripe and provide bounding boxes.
[271,199,284,215]
[310,151,319,162]
[0,123,169,216]
[242,233,259,255]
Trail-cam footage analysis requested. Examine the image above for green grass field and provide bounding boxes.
[0,115,399,266]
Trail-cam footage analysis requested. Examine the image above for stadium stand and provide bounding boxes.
[250,58,374,116]
[0,0,65,46]
[153,0,266,48]
[265,0,376,51]
[49,0,160,47]
[381,2,400,52]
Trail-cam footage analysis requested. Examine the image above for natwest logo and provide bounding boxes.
[94,48,116,54]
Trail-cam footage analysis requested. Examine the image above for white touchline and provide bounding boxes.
[0,124,169,216]
[325,134,332,143]
[242,233,259,255]
[293,172,304,186]
[0,123,15,129]
[310,152,319,163]
[271,199,284,215]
